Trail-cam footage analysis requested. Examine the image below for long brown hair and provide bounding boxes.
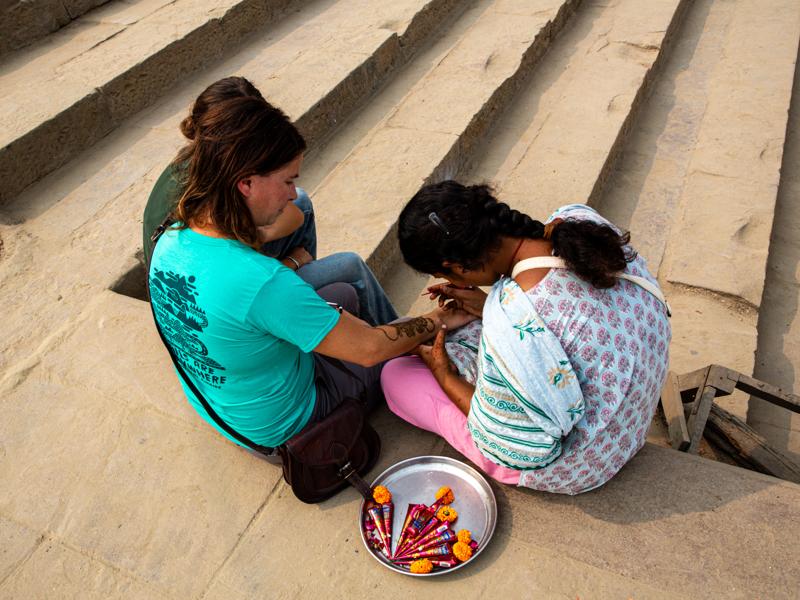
[173,76,265,166]
[173,82,306,248]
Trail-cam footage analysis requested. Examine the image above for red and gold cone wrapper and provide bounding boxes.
[365,528,389,558]
[395,510,440,556]
[400,516,441,551]
[367,504,391,556]
[393,503,420,554]
[394,504,431,555]
[396,527,456,558]
[393,544,452,560]
[381,502,393,553]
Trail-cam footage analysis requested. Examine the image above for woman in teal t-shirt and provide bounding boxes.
[149,79,475,450]
[144,76,397,326]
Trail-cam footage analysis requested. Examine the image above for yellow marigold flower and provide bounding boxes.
[436,506,458,523]
[410,558,433,574]
[372,485,392,504]
[457,529,471,544]
[452,541,473,562]
[435,486,455,505]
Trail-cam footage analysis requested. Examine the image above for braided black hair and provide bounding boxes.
[398,180,635,288]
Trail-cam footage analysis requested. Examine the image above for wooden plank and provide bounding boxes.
[676,367,709,393]
[705,364,738,395]
[706,404,800,484]
[660,372,690,451]
[736,374,800,414]
[687,385,716,454]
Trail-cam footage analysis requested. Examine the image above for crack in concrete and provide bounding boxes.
[483,49,496,70]
[666,281,759,315]
[0,530,46,590]
[614,40,661,53]
[690,167,737,180]
[61,0,76,21]
[55,25,128,71]
[199,476,284,599]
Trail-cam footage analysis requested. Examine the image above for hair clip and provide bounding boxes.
[428,212,450,236]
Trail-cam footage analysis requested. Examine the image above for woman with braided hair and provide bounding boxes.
[381,181,671,494]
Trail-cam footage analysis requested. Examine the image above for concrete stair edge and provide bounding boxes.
[356,0,584,283]
[0,0,112,57]
[0,0,302,205]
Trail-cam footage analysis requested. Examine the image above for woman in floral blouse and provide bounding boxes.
[381,181,671,494]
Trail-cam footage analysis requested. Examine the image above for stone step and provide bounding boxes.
[313,0,582,280]
[469,0,689,221]
[0,0,465,376]
[750,52,800,459]
[594,0,800,421]
[657,0,800,418]
[660,0,800,311]
[2,288,798,598]
[0,0,304,205]
[0,0,111,56]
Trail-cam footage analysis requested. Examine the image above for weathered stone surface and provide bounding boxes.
[314,0,578,278]
[0,0,461,375]
[1,0,799,598]
[0,0,300,204]
[0,517,39,583]
[1,538,173,599]
[0,0,71,55]
[749,53,800,460]
[490,442,800,598]
[85,0,176,26]
[474,0,688,219]
[0,292,280,598]
[662,0,800,308]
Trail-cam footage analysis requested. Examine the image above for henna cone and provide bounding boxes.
[393,504,419,553]
[392,544,452,560]
[394,504,430,554]
[396,527,456,558]
[381,502,394,556]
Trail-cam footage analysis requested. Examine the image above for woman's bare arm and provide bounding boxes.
[314,308,475,368]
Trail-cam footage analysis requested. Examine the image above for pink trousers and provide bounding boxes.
[380,356,520,485]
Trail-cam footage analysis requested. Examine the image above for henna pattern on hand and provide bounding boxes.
[378,317,435,341]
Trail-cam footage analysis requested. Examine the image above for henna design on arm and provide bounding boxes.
[377,317,435,341]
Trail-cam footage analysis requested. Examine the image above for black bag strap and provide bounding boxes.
[150,215,175,244]
[147,277,275,456]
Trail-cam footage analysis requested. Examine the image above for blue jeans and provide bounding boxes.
[261,190,398,326]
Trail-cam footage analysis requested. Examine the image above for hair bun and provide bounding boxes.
[180,115,197,140]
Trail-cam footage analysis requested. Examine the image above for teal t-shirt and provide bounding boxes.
[149,225,340,447]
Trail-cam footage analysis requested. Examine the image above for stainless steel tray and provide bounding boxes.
[359,455,497,577]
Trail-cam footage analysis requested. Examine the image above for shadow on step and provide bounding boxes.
[110,251,147,301]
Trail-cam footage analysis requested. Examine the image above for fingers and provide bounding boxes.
[432,324,447,357]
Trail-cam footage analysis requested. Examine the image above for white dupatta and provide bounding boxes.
[465,277,584,471]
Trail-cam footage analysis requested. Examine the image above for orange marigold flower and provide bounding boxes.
[457,529,472,544]
[436,506,458,523]
[410,558,433,574]
[435,486,455,505]
[452,541,473,562]
[372,485,392,504]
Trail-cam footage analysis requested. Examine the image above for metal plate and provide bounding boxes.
[359,455,497,577]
